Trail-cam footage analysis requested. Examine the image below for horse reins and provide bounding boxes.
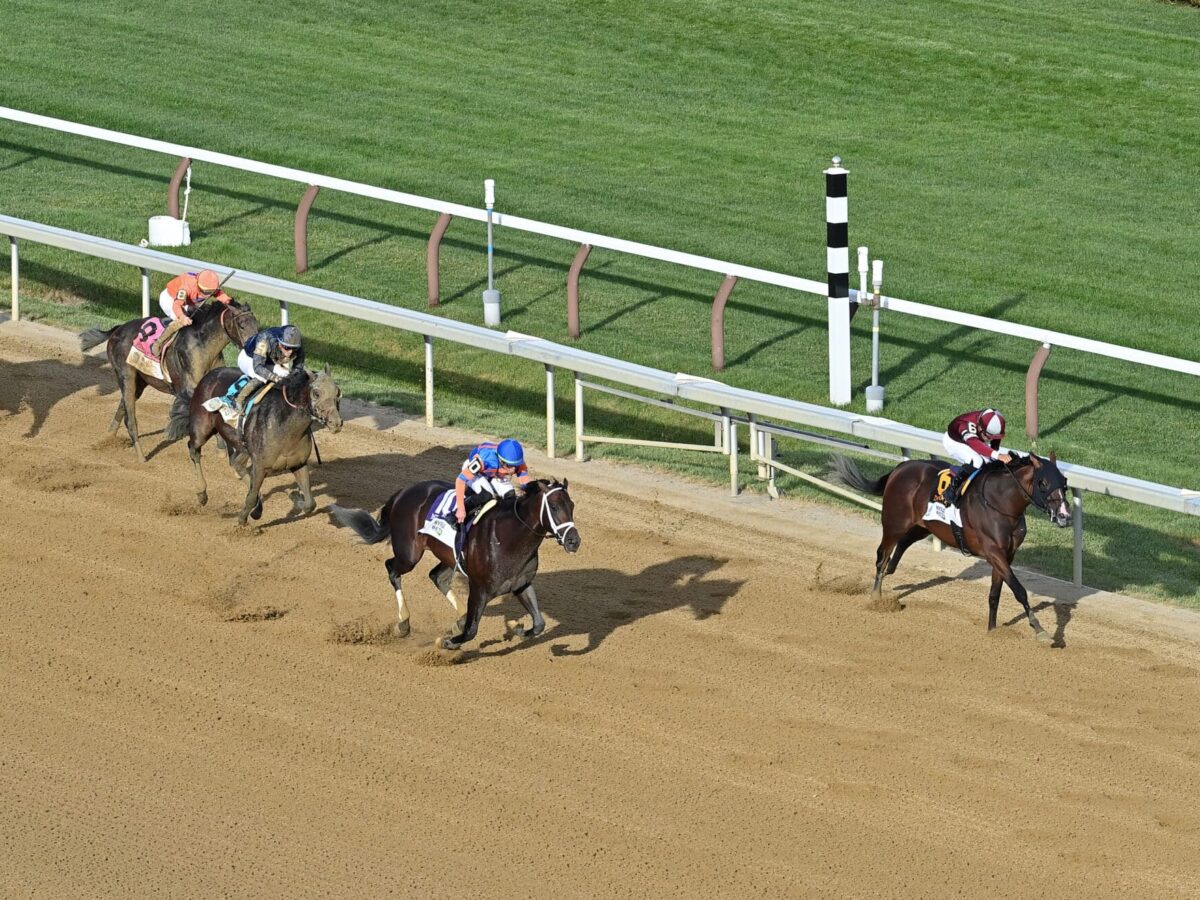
[281,380,326,465]
[516,486,578,546]
[990,460,1063,519]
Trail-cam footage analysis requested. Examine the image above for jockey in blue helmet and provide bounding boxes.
[453,438,531,523]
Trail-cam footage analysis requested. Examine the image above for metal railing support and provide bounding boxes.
[140,267,150,318]
[574,373,584,460]
[9,237,18,321]
[294,184,320,274]
[546,364,556,459]
[1073,487,1084,586]
[424,335,434,426]
[426,212,452,308]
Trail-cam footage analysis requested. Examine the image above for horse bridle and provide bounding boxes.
[517,485,578,546]
[995,460,1066,521]
[219,304,256,343]
[282,377,333,427]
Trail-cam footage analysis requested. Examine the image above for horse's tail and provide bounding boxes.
[79,326,115,352]
[329,504,390,544]
[830,454,890,497]
[165,390,193,443]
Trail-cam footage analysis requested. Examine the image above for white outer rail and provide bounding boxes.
[5,105,1197,381]
[2,214,1197,586]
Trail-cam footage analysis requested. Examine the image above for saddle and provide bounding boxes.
[200,376,275,429]
[931,467,980,505]
[925,468,982,556]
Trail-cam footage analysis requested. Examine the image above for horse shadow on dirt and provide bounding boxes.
[463,555,744,659]
[0,347,116,438]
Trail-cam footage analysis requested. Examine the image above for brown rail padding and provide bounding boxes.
[1025,343,1053,443]
[710,275,738,372]
[167,157,191,218]
[294,185,320,274]
[567,243,592,338]
[426,213,453,307]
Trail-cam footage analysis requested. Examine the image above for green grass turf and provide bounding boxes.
[0,0,1197,602]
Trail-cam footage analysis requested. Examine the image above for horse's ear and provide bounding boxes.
[562,478,568,490]
[323,361,332,376]
[1049,450,1057,465]
[1029,453,1042,469]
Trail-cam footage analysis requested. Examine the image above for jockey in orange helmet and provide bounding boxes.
[151,269,234,356]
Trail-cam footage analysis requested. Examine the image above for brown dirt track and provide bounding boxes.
[2,317,1200,899]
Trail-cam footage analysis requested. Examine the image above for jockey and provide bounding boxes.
[151,269,233,356]
[941,408,1015,504]
[453,438,531,524]
[230,325,305,413]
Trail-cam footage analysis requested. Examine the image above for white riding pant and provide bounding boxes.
[467,475,513,498]
[942,433,1009,469]
[236,350,290,383]
[158,289,181,320]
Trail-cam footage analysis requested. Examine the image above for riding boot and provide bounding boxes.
[150,317,187,358]
[233,378,260,415]
[943,466,969,506]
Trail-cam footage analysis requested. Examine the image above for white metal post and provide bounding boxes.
[423,335,433,427]
[482,179,501,326]
[280,301,289,325]
[866,258,885,412]
[825,158,851,406]
[574,373,584,461]
[546,364,556,459]
[140,267,150,318]
[1073,488,1084,587]
[723,411,738,496]
[9,237,18,322]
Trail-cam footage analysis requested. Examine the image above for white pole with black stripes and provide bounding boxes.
[825,157,852,406]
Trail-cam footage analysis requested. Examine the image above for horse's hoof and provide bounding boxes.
[250,502,263,521]
[197,492,208,507]
[438,635,461,651]
[1034,629,1052,643]
[395,620,411,638]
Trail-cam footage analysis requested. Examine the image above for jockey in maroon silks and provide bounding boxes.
[940,408,1015,504]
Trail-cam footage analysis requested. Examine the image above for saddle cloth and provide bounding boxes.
[923,467,981,528]
[126,318,171,383]
[418,490,498,573]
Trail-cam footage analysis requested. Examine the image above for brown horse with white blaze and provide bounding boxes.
[833,453,1072,639]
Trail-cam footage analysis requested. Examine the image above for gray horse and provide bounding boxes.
[168,364,343,525]
[80,300,259,461]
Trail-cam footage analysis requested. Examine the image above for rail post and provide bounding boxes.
[546,364,556,459]
[574,374,584,461]
[1072,488,1084,586]
[424,335,434,426]
[167,157,191,218]
[140,267,150,318]
[9,237,18,321]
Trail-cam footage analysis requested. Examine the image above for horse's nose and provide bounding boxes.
[564,531,581,553]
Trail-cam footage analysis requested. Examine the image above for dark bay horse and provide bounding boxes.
[330,479,581,649]
[833,453,1072,638]
[167,364,343,525]
[79,300,259,461]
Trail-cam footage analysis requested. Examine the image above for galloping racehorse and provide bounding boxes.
[167,364,342,525]
[79,299,259,461]
[330,478,581,649]
[833,453,1072,639]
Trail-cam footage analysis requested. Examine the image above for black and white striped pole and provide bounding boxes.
[825,157,852,406]
[482,178,501,326]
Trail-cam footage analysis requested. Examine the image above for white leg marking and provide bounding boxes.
[445,589,460,612]
[395,588,409,624]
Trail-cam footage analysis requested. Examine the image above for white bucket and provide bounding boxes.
[148,215,191,247]
[482,289,502,327]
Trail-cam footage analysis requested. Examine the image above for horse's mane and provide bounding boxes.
[281,366,311,390]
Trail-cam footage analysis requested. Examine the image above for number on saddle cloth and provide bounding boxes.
[132,317,168,359]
